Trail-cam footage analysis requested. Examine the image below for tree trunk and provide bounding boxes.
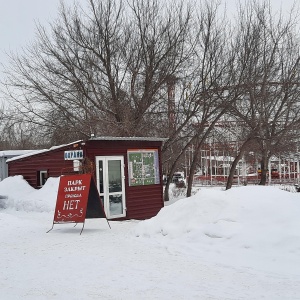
[259,153,268,185]
[186,147,200,197]
[226,138,252,190]
[226,151,243,190]
[163,179,171,202]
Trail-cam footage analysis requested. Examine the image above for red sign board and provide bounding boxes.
[48,174,109,234]
[54,174,93,223]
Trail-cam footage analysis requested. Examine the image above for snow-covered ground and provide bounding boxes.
[0,175,300,299]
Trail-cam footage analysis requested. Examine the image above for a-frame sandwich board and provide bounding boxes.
[47,174,110,234]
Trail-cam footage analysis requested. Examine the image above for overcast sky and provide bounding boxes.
[0,0,75,80]
[0,0,297,83]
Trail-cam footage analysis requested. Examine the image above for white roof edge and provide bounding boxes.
[89,136,168,142]
[6,149,47,162]
[0,150,35,157]
[6,140,84,163]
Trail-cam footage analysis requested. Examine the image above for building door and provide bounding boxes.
[95,156,126,219]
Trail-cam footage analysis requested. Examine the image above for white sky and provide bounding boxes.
[0,0,74,81]
[0,0,297,81]
[0,0,76,52]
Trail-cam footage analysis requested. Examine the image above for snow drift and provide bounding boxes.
[134,186,300,274]
[0,175,59,212]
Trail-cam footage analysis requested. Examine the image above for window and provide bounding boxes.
[38,170,48,187]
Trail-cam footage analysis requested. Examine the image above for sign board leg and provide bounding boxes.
[46,223,54,233]
[80,221,85,235]
[106,219,111,229]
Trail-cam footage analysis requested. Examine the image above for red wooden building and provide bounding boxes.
[7,137,165,220]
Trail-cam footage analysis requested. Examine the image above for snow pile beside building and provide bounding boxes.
[0,175,59,212]
[134,186,300,274]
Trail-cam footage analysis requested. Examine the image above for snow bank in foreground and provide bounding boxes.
[134,186,300,272]
[0,175,59,212]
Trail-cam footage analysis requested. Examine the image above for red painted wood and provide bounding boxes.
[7,139,164,220]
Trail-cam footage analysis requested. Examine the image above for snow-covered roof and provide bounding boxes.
[6,140,83,163]
[89,136,167,142]
[0,150,36,158]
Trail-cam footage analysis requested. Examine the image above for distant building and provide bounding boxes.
[0,150,37,181]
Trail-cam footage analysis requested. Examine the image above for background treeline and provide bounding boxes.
[1,0,300,198]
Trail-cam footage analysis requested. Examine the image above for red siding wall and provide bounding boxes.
[7,139,164,220]
[85,139,164,220]
[8,143,83,187]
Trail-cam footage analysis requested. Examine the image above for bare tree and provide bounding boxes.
[226,0,300,187]
[0,107,46,150]
[3,0,300,196]
[161,0,242,199]
[3,0,194,141]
